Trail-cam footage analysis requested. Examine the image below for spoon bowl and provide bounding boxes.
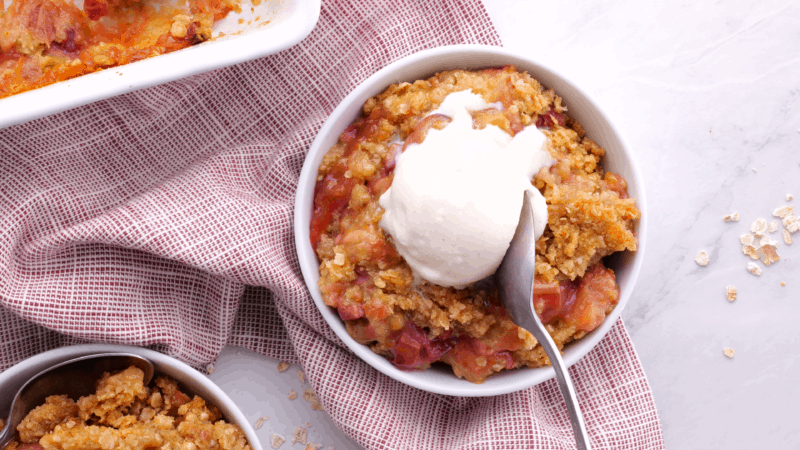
[0,353,154,447]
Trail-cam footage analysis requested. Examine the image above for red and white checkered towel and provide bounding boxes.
[0,1,664,448]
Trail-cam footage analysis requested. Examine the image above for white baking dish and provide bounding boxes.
[0,0,320,129]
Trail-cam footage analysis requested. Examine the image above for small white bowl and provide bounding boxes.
[0,344,262,450]
[294,45,648,397]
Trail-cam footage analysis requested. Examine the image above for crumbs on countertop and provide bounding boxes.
[724,212,740,222]
[271,434,286,448]
[726,286,737,302]
[695,251,709,266]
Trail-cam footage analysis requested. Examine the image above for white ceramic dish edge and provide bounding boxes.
[294,44,648,397]
[0,344,263,450]
[0,0,321,129]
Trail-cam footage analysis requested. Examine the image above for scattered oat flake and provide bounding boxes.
[750,218,768,236]
[783,230,792,245]
[297,370,305,383]
[278,362,290,372]
[303,389,324,410]
[723,212,740,222]
[289,390,298,400]
[773,205,794,219]
[758,236,777,248]
[742,245,759,260]
[305,444,322,450]
[292,427,308,445]
[781,282,786,286]
[726,286,737,302]
[271,434,286,449]
[760,243,780,265]
[747,262,762,276]
[752,168,757,172]
[740,234,755,246]
[783,215,800,233]
[695,251,709,266]
[787,194,794,201]
[255,417,265,430]
[206,363,215,374]
[723,348,735,358]
[769,221,779,233]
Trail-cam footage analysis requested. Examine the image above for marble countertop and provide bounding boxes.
[215,2,799,449]
[487,0,800,448]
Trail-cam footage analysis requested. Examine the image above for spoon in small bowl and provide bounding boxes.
[496,190,592,450]
[0,353,154,447]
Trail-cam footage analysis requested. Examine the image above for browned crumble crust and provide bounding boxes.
[5,366,251,450]
[312,66,640,383]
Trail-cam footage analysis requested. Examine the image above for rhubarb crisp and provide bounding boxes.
[1,366,251,450]
[0,0,241,98]
[311,66,640,383]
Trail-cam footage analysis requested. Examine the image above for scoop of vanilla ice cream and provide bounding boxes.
[378,90,552,289]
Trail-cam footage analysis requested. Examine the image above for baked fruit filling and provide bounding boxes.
[0,0,241,98]
[312,66,640,383]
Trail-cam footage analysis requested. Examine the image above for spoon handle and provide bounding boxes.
[526,317,592,450]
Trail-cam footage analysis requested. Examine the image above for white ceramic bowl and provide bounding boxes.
[0,0,320,129]
[0,344,263,450]
[294,44,648,397]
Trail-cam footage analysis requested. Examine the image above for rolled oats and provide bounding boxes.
[740,234,755,246]
[723,348,735,358]
[760,243,780,265]
[750,218,768,236]
[746,262,762,276]
[783,230,793,245]
[769,221,779,233]
[695,251,709,266]
[270,434,285,449]
[303,389,324,411]
[742,245,759,260]
[292,427,308,445]
[773,205,794,219]
[725,286,737,302]
[783,215,800,233]
[277,362,290,372]
[723,213,740,222]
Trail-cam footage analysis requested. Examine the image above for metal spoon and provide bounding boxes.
[496,190,592,450]
[0,353,154,447]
